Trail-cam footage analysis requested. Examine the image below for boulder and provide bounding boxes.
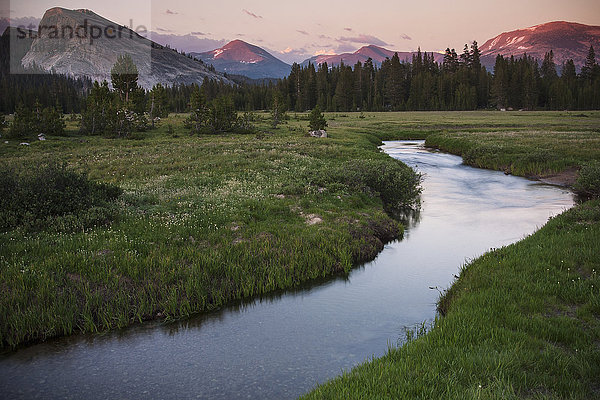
[309,130,327,138]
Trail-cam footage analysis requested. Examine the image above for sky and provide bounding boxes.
[4,0,600,63]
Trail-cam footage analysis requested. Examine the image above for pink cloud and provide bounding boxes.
[242,9,262,19]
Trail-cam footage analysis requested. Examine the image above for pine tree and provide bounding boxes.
[80,81,114,135]
[270,91,286,129]
[111,54,139,103]
[184,85,210,134]
[41,104,65,135]
[470,41,481,73]
[308,105,327,131]
[8,104,36,139]
[580,45,596,82]
[460,44,472,68]
[148,83,169,128]
[209,95,237,133]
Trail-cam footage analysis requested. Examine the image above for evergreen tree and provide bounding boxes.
[80,81,114,135]
[0,114,5,135]
[111,54,139,103]
[308,105,327,131]
[209,95,238,133]
[580,45,596,82]
[460,44,472,67]
[270,91,286,129]
[491,55,509,109]
[8,103,36,139]
[470,41,481,73]
[148,83,169,128]
[41,104,66,135]
[184,85,210,134]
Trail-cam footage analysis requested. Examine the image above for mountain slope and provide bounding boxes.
[301,45,444,67]
[19,7,231,88]
[480,21,600,70]
[191,40,291,79]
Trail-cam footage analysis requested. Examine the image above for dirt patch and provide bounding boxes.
[536,167,579,187]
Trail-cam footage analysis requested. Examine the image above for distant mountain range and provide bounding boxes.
[190,40,291,79]
[10,7,230,88]
[480,21,600,71]
[300,45,445,67]
[6,8,600,82]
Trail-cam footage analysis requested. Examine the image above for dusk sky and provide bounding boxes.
[5,0,600,63]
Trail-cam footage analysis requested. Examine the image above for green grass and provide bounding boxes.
[303,200,600,399]
[0,112,420,348]
[417,112,600,180]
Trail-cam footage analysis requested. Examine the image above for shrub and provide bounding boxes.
[317,158,422,213]
[0,163,122,231]
[7,104,36,139]
[574,161,600,199]
[7,102,65,139]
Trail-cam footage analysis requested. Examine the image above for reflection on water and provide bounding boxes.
[0,141,575,400]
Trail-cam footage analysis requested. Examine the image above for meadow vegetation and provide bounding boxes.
[1,110,598,399]
[0,112,421,348]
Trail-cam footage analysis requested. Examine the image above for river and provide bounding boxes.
[0,141,575,399]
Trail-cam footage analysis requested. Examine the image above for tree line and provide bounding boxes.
[158,43,600,112]
[2,41,599,131]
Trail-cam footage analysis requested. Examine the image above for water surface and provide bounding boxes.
[0,141,574,399]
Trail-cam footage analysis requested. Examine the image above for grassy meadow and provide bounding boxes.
[0,112,422,348]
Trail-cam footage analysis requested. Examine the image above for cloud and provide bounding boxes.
[156,27,173,33]
[296,30,308,35]
[337,34,391,47]
[165,9,178,15]
[335,43,358,53]
[242,9,262,19]
[318,34,332,40]
[344,27,353,32]
[313,49,337,56]
[400,33,412,40]
[191,31,206,36]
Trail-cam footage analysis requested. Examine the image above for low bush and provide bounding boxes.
[0,163,122,231]
[317,158,421,213]
[574,161,600,199]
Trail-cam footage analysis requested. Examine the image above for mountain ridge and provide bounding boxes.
[301,45,445,67]
[480,20,600,70]
[18,7,231,88]
[191,40,291,79]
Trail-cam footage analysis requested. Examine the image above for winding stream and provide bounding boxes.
[0,141,575,399]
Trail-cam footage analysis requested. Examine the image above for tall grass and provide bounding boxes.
[0,113,421,348]
[304,201,600,399]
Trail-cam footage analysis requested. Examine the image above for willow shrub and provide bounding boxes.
[317,158,422,214]
[0,163,122,231]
